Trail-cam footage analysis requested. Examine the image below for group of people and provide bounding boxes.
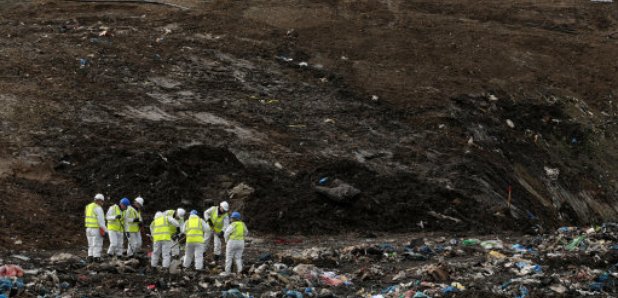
[84,194,144,262]
[84,193,248,275]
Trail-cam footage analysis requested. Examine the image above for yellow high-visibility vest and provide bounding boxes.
[229,221,245,241]
[107,204,123,232]
[165,210,182,234]
[209,208,228,233]
[84,202,99,228]
[185,216,204,244]
[152,216,171,242]
[125,206,140,233]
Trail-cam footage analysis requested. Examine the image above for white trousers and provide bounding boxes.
[183,243,205,270]
[126,232,142,257]
[107,231,124,256]
[204,229,223,256]
[151,241,173,268]
[225,240,244,274]
[86,228,104,257]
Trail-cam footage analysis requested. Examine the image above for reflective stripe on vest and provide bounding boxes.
[107,204,123,232]
[186,216,204,244]
[84,202,99,228]
[125,207,140,233]
[210,208,228,233]
[229,221,245,241]
[152,216,171,242]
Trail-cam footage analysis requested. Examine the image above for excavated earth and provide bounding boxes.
[0,0,617,254]
[1,0,618,297]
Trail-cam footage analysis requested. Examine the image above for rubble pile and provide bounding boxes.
[2,226,618,297]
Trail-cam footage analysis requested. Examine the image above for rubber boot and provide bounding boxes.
[87,256,94,263]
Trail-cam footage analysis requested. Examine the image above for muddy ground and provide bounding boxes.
[0,0,617,251]
[3,229,618,297]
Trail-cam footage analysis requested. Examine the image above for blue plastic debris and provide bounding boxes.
[442,286,459,294]
[381,285,399,294]
[511,244,535,253]
[285,290,303,298]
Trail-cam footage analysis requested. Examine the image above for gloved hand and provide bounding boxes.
[99,227,106,237]
[217,232,224,238]
[125,233,130,239]
[134,218,141,224]
[172,234,179,241]
[115,215,122,219]
[207,219,214,228]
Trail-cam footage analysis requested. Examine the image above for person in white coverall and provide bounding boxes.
[223,211,248,275]
[125,196,144,257]
[203,201,230,262]
[150,211,180,269]
[85,193,108,263]
[164,208,186,258]
[181,210,209,270]
[106,197,129,257]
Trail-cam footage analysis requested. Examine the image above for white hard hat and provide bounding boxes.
[155,211,163,218]
[220,201,229,212]
[94,193,105,201]
[135,196,144,206]
[176,208,186,217]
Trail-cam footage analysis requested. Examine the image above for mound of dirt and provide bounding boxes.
[57,145,493,236]
[0,0,617,249]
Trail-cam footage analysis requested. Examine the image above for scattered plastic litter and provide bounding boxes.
[0,265,23,278]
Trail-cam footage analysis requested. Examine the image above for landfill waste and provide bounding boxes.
[461,239,480,246]
[480,240,504,250]
[0,265,23,278]
[222,288,251,298]
[9,255,29,262]
[50,253,80,263]
[0,277,24,297]
[1,223,618,296]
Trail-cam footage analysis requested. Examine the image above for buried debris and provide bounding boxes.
[314,179,361,203]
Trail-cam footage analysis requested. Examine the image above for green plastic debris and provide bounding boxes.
[566,235,585,251]
[461,239,481,246]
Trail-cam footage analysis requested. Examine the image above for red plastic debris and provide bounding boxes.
[0,264,24,277]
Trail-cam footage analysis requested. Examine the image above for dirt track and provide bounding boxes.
[0,0,617,250]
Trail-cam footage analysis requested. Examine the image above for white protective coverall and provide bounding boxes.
[150,213,180,268]
[224,221,249,274]
[124,205,142,257]
[203,206,229,257]
[181,215,209,270]
[86,205,107,258]
[105,205,124,256]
